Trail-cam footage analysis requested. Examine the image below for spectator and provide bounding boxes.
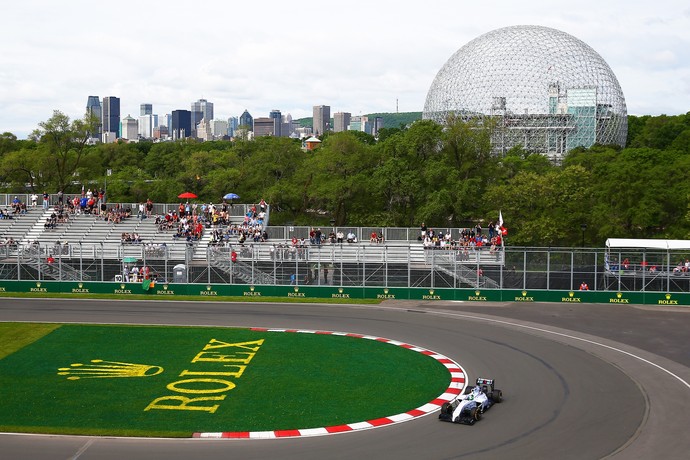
[579,282,589,291]
[42,191,49,209]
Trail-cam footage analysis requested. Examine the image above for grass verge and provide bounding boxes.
[0,323,449,437]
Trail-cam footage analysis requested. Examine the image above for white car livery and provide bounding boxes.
[438,378,503,425]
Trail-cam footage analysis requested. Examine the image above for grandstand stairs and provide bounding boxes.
[192,231,213,261]
[1,208,51,246]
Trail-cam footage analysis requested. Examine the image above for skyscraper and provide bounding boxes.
[269,109,282,137]
[140,103,153,116]
[86,96,102,140]
[122,115,138,141]
[102,96,121,139]
[171,110,192,140]
[239,110,253,131]
[333,112,351,132]
[313,105,330,136]
[228,117,239,137]
[191,99,214,137]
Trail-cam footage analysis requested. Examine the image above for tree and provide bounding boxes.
[30,110,99,193]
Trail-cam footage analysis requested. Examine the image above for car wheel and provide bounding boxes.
[491,389,503,403]
[441,402,452,415]
[471,407,481,421]
[464,385,474,395]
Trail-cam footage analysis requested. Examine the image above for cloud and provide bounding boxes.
[1,0,689,137]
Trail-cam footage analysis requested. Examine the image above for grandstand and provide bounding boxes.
[604,239,690,292]
[0,194,504,288]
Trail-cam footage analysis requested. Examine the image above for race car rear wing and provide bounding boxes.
[476,378,494,386]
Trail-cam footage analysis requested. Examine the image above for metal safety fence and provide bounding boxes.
[1,243,689,293]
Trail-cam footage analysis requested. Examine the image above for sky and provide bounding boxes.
[1,0,689,139]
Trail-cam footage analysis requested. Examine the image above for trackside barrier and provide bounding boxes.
[0,281,687,306]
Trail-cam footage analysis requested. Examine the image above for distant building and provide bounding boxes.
[313,105,330,136]
[228,117,239,137]
[153,125,169,140]
[282,113,295,137]
[333,112,351,132]
[86,96,102,141]
[373,116,384,137]
[269,109,282,137]
[349,115,370,134]
[196,118,212,141]
[239,110,254,131]
[122,115,138,141]
[211,119,229,139]
[191,99,214,137]
[139,114,158,139]
[253,117,276,136]
[102,96,121,140]
[140,103,153,116]
[295,126,313,138]
[171,110,192,140]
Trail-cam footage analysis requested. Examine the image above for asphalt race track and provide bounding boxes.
[2,298,690,460]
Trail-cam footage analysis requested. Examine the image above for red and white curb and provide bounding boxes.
[194,327,466,439]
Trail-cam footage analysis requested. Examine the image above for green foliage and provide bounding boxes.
[2,110,690,246]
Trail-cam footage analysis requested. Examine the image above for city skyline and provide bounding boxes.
[1,1,688,139]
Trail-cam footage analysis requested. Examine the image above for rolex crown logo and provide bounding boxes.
[665,293,671,300]
[163,285,169,290]
[617,292,622,298]
[569,291,574,297]
[522,290,527,297]
[338,287,343,293]
[78,283,83,288]
[429,289,435,295]
[120,284,126,289]
[475,291,480,296]
[250,286,255,292]
[206,285,212,290]
[58,360,163,380]
[294,286,299,292]
[36,282,41,288]
[384,288,389,294]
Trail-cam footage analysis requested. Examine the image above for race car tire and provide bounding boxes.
[490,389,503,403]
[471,406,481,422]
[441,402,452,415]
[464,385,474,395]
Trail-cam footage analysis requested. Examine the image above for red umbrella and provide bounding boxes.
[178,192,198,199]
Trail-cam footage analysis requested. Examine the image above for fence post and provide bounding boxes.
[523,249,527,290]
[37,244,42,281]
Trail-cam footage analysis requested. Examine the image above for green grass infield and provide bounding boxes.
[0,323,450,437]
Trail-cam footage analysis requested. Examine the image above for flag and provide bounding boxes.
[498,210,507,236]
[142,278,152,291]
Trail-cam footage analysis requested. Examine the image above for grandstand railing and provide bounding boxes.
[2,243,690,293]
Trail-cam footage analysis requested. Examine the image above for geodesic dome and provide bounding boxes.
[423,25,627,159]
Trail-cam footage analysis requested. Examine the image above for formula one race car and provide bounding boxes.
[439,378,503,425]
